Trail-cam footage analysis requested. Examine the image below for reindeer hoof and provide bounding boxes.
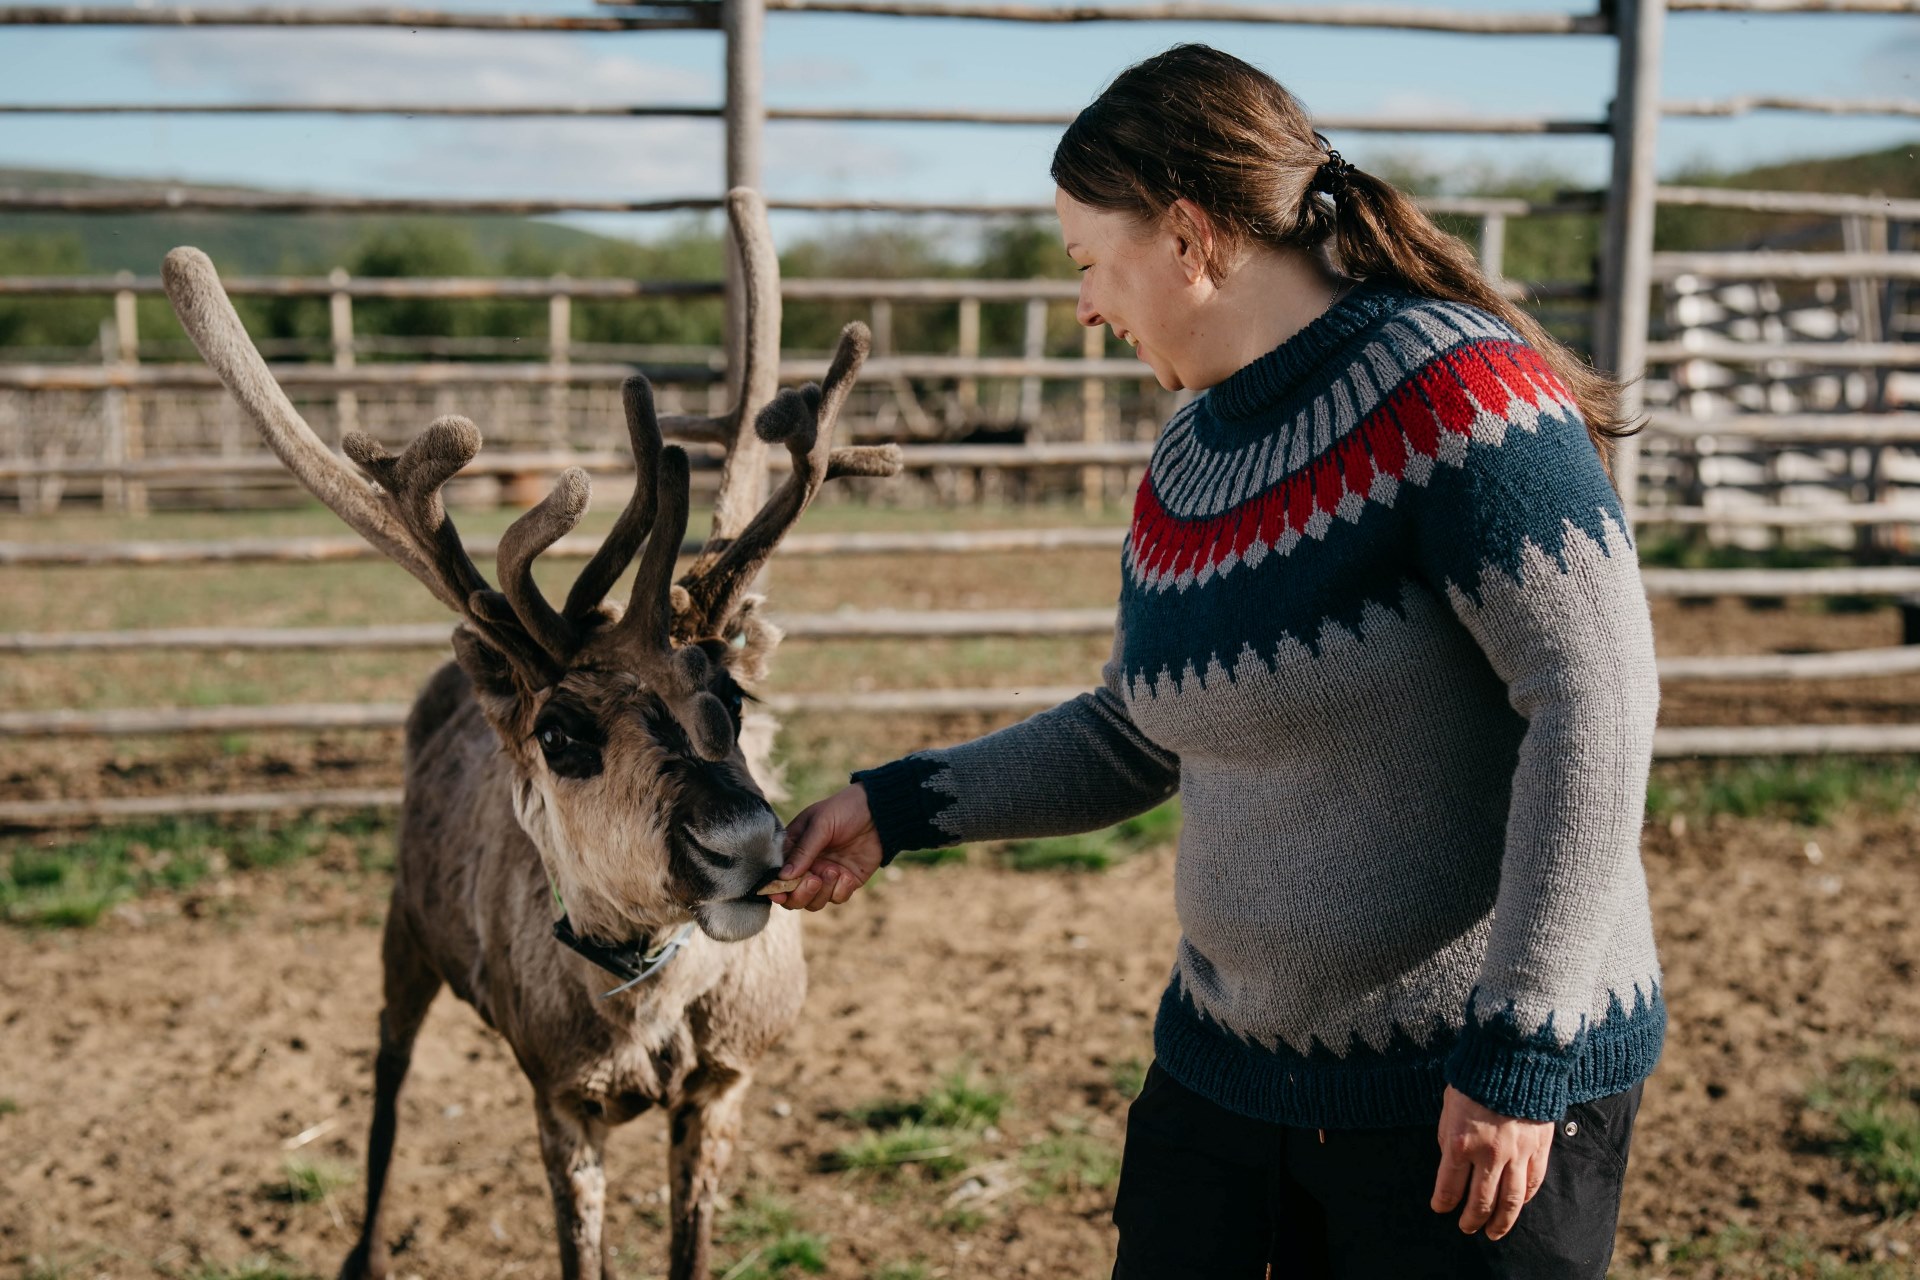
[338,1241,388,1280]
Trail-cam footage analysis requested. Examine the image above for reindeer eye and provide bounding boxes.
[539,725,568,751]
[533,703,605,780]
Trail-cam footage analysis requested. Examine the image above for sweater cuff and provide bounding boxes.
[1443,1015,1579,1123]
[849,755,957,866]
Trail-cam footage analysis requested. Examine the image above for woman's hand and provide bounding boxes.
[1430,1085,1553,1240]
[769,784,884,912]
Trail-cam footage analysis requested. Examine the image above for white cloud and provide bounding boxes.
[136,29,715,105]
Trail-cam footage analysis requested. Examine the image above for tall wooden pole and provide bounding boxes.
[722,0,770,519]
[1599,0,1666,528]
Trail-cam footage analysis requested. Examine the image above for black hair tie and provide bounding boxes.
[1311,149,1354,199]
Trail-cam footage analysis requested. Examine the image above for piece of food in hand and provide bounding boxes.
[757,876,805,897]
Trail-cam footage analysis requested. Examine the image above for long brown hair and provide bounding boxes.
[1050,43,1630,463]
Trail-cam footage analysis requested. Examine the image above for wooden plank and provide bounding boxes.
[1644,412,1920,441]
[753,0,1612,32]
[0,609,1120,653]
[1639,502,1920,526]
[1653,724,1920,756]
[1596,0,1667,528]
[1650,251,1920,282]
[1666,0,1920,13]
[0,703,411,737]
[0,5,718,29]
[0,789,403,827]
[1644,339,1920,367]
[1641,566,1920,595]
[1663,95,1920,119]
[0,526,1129,568]
[1656,185,1920,221]
[1657,647,1920,680]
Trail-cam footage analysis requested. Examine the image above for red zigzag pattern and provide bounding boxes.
[1126,340,1576,590]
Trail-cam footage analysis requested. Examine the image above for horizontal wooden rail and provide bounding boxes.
[1644,339,1920,368]
[1640,501,1920,527]
[1655,185,1920,221]
[1644,412,1920,442]
[1649,251,1920,282]
[0,526,1129,568]
[0,101,1613,133]
[1666,0,1920,12]
[754,0,1612,32]
[0,788,404,827]
[10,699,1920,757]
[1663,95,1920,118]
[0,355,1176,392]
[0,187,1603,220]
[0,4,719,29]
[0,441,1155,483]
[12,620,1920,683]
[1639,565,1920,595]
[0,608,1121,653]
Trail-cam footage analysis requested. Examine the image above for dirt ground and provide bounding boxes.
[2,797,1917,1280]
[5,519,1920,1278]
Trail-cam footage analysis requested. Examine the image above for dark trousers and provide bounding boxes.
[1111,1063,1642,1280]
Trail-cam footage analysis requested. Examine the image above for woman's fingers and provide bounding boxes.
[1524,1146,1549,1203]
[1457,1155,1505,1235]
[1482,1157,1531,1240]
[1430,1133,1471,1214]
[778,807,823,881]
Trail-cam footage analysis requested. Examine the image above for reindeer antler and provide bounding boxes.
[676,321,903,637]
[161,246,617,687]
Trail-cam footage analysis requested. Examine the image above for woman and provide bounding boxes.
[769,43,1664,1280]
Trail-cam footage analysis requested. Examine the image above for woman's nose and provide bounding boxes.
[1076,284,1102,330]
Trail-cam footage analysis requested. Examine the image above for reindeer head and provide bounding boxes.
[160,190,901,947]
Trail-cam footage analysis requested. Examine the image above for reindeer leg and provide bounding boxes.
[667,1070,750,1280]
[535,1091,613,1280]
[340,911,443,1280]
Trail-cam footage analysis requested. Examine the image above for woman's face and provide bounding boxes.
[1055,188,1204,392]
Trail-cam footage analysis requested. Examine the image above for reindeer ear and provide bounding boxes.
[450,624,525,721]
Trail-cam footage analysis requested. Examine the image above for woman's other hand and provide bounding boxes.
[1430,1085,1554,1240]
[770,784,884,912]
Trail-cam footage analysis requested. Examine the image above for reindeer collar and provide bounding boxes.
[552,914,697,999]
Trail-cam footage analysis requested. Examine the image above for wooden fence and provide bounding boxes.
[4,0,1920,824]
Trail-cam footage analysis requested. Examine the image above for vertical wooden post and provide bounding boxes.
[1598,0,1666,530]
[720,0,771,528]
[1019,297,1046,425]
[957,296,980,414]
[329,268,358,446]
[548,280,572,449]
[1477,213,1506,281]
[869,298,893,358]
[114,280,145,515]
[1081,324,1106,513]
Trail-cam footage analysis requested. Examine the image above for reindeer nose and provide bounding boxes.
[687,806,783,869]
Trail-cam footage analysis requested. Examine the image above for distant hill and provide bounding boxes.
[0,167,649,275]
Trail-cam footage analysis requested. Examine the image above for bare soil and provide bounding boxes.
[2,801,1916,1279]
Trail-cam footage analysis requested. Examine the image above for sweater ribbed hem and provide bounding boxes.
[849,755,955,866]
[1153,982,1665,1129]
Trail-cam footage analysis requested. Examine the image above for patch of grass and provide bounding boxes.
[1635,535,1855,572]
[0,1096,19,1116]
[829,1121,975,1179]
[848,1066,1007,1131]
[1807,1055,1920,1216]
[1020,1125,1122,1201]
[1107,1057,1148,1101]
[1627,1224,1912,1279]
[268,1155,357,1206]
[0,812,393,929]
[184,1260,319,1280]
[893,844,969,868]
[997,797,1181,874]
[873,1263,932,1280]
[717,1195,830,1280]
[1646,758,1920,828]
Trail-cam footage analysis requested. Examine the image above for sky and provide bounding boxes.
[0,0,1914,248]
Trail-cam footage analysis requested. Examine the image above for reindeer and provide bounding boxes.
[158,190,901,1280]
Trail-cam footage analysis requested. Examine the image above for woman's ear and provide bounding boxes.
[1166,197,1218,285]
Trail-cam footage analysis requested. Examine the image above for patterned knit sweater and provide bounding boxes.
[853,285,1666,1128]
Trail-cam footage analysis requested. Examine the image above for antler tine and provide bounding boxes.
[563,376,664,623]
[678,320,881,635]
[497,467,591,660]
[656,187,781,540]
[613,445,693,652]
[160,247,458,611]
[342,416,492,605]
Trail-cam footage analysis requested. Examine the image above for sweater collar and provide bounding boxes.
[1205,283,1403,424]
